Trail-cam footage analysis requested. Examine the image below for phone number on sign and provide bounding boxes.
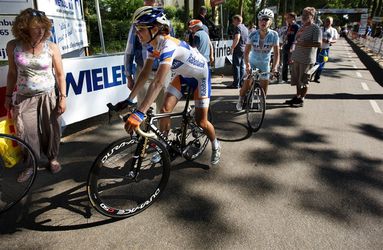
[0,29,10,36]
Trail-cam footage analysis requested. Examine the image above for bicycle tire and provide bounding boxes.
[0,134,37,214]
[183,108,212,161]
[87,136,171,218]
[246,82,266,132]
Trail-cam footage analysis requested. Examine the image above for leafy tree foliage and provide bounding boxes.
[83,0,380,53]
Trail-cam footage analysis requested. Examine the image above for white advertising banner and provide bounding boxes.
[318,8,368,14]
[212,40,233,68]
[1,55,129,123]
[0,15,14,61]
[0,0,33,15]
[0,15,88,60]
[36,0,83,20]
[61,55,129,125]
[51,17,88,54]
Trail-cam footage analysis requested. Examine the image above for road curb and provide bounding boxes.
[345,36,383,86]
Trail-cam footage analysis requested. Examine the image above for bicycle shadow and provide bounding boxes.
[0,153,117,233]
[0,182,116,233]
[0,141,215,234]
[210,96,253,142]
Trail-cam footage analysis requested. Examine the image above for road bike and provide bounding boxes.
[240,69,276,132]
[87,86,212,218]
[0,133,37,214]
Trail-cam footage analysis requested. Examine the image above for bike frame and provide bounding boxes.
[127,87,195,178]
[144,89,192,155]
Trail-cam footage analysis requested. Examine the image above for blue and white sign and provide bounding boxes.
[62,55,130,125]
[51,17,88,54]
[0,0,33,15]
[212,40,233,68]
[36,0,83,20]
[0,15,15,61]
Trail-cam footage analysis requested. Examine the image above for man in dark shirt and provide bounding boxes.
[196,6,220,40]
[228,14,249,89]
[281,12,299,83]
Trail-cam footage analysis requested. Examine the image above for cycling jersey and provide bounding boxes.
[246,29,279,72]
[147,35,211,108]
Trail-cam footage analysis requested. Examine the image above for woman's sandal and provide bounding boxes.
[17,167,34,183]
[49,160,62,174]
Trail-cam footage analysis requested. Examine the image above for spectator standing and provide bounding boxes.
[188,19,214,66]
[285,7,321,107]
[313,16,338,83]
[281,12,300,83]
[196,6,220,40]
[228,15,249,89]
[4,8,66,182]
[124,0,170,114]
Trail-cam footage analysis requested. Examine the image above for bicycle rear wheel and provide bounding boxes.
[0,134,37,214]
[183,108,212,161]
[87,136,170,218]
[246,82,266,132]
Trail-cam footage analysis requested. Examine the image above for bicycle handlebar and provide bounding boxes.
[106,98,137,113]
[135,126,156,138]
[245,68,279,80]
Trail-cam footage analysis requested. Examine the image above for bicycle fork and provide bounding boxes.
[126,136,149,181]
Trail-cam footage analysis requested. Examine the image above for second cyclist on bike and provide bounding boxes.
[236,8,280,111]
[124,6,221,165]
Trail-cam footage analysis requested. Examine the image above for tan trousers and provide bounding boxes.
[12,90,60,162]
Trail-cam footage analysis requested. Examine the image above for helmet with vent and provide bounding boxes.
[132,6,169,26]
[257,8,274,20]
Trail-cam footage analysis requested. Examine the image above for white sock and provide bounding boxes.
[212,138,220,150]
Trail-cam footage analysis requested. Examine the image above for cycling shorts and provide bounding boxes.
[249,59,271,80]
[166,73,211,108]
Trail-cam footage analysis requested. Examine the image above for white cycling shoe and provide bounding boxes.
[211,144,221,165]
[236,98,244,111]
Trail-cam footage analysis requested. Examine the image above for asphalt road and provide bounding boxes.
[1,38,382,249]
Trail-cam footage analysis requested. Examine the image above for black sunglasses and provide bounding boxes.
[260,18,270,22]
[28,10,46,17]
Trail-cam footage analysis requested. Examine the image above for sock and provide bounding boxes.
[212,138,220,150]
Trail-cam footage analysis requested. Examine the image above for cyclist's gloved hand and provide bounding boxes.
[124,110,145,133]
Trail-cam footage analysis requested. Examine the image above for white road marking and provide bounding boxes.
[370,100,382,114]
[356,72,362,78]
[360,82,369,90]
[211,97,224,105]
[353,65,357,69]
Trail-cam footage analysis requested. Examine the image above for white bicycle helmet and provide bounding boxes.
[257,8,274,20]
[132,6,169,27]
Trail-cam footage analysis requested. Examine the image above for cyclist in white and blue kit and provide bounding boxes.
[236,8,280,111]
[124,6,221,165]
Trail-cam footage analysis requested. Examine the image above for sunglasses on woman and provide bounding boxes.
[28,10,46,17]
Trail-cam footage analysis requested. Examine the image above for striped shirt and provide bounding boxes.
[291,23,321,64]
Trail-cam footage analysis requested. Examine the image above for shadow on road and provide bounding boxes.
[1,83,382,243]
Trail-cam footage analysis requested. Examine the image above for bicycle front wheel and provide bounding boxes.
[87,136,170,218]
[0,134,37,214]
[246,82,266,132]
